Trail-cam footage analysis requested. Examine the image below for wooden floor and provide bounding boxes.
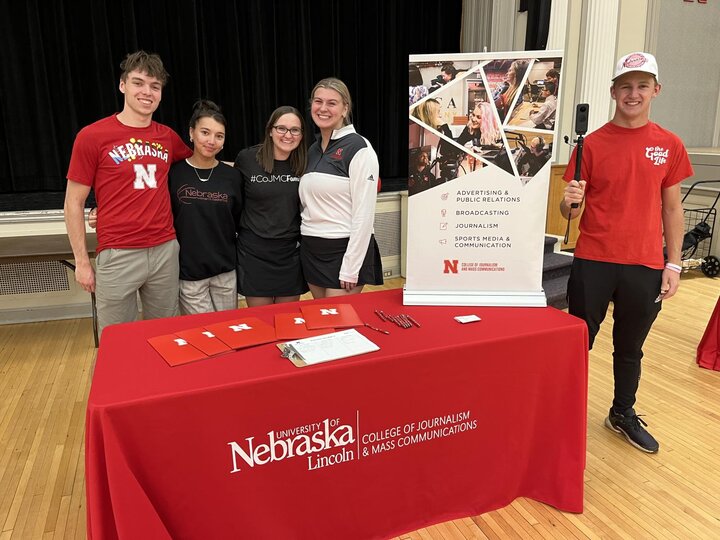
[1,275,719,539]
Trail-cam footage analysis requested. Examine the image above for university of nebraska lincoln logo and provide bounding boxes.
[443,260,459,274]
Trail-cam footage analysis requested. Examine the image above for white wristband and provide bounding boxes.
[665,263,682,273]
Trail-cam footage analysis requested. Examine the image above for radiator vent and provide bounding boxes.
[0,261,71,295]
[374,210,401,258]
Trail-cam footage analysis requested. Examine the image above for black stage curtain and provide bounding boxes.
[520,0,552,51]
[0,0,462,209]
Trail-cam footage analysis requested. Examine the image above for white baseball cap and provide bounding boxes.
[612,52,659,81]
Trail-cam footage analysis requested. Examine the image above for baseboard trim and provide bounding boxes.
[0,304,93,324]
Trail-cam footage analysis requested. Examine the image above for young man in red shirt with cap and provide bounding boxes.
[561,52,693,453]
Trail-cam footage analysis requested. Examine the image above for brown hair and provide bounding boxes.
[120,51,169,86]
[256,106,307,177]
[310,78,353,126]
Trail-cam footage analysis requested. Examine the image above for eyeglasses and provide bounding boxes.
[273,126,302,137]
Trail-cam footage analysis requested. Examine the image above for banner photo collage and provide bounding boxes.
[405,51,563,307]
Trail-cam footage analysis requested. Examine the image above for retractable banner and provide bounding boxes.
[405,51,563,306]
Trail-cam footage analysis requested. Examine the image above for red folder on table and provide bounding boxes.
[148,334,209,366]
[300,304,363,330]
[205,317,277,349]
[175,327,233,356]
[274,312,335,340]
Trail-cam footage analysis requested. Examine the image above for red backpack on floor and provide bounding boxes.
[697,296,720,371]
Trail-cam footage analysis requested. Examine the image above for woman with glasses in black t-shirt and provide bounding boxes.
[233,106,309,307]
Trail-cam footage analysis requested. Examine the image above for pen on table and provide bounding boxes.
[365,323,390,335]
[406,315,421,328]
[375,309,387,322]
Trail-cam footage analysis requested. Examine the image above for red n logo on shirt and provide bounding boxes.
[133,164,158,189]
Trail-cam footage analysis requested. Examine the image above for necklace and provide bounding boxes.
[186,159,218,182]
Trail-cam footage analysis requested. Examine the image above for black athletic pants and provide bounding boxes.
[567,258,662,414]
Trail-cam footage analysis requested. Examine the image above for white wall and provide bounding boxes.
[650,0,720,148]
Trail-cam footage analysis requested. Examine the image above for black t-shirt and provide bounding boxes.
[168,160,243,281]
[233,146,302,239]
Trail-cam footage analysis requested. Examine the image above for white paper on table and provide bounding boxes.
[282,329,379,365]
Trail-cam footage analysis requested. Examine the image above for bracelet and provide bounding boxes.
[665,263,682,273]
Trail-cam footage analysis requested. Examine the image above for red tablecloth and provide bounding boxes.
[697,295,720,371]
[86,289,588,539]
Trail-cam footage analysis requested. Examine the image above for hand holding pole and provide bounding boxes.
[564,103,589,244]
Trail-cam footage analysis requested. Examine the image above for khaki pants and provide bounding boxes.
[95,239,180,337]
[179,269,238,315]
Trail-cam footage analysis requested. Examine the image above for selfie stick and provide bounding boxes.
[564,103,589,243]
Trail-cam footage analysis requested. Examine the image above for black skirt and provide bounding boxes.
[300,235,384,289]
[236,229,309,297]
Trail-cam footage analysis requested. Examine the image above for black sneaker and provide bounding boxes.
[604,408,659,453]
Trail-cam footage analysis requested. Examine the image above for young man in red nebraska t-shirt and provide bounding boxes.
[64,51,192,337]
[561,52,693,454]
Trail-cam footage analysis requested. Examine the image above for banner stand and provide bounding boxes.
[403,288,548,307]
[406,50,563,307]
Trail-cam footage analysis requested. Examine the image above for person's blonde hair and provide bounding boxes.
[310,78,353,126]
[411,99,441,129]
[469,102,499,146]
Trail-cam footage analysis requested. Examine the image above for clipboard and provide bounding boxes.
[277,329,379,367]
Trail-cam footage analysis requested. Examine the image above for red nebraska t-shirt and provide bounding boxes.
[67,115,192,253]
